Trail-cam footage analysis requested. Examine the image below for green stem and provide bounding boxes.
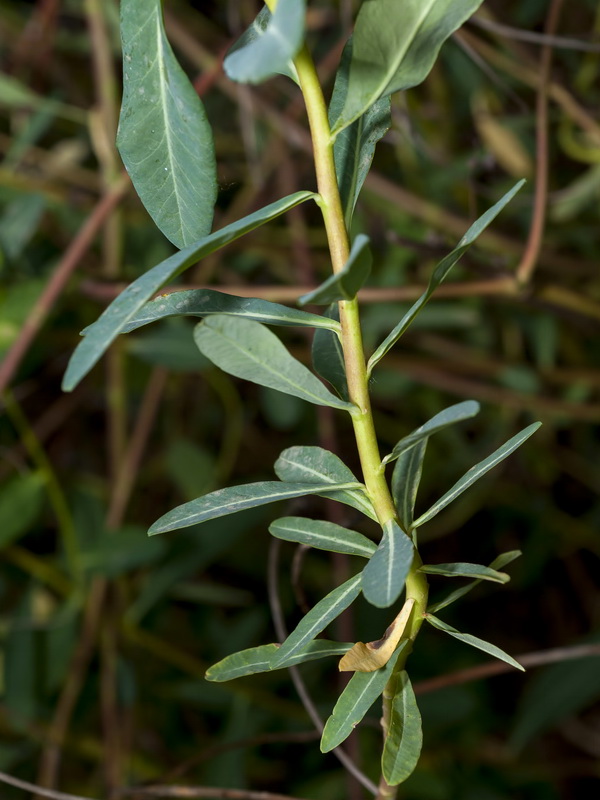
[293,42,428,800]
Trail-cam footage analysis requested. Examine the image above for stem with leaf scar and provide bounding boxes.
[292,38,429,800]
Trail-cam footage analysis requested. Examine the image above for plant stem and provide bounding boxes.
[293,42,428,800]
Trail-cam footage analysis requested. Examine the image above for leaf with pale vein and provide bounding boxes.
[117,0,216,247]
[299,234,372,305]
[413,423,541,528]
[382,671,423,785]
[275,446,377,521]
[419,562,509,583]
[426,614,525,671]
[329,38,391,227]
[206,640,352,682]
[362,520,414,608]
[332,0,485,135]
[269,517,376,558]
[224,0,304,85]
[63,192,315,391]
[194,316,354,412]
[148,480,362,535]
[321,641,408,752]
[392,440,427,531]
[120,289,341,335]
[312,304,348,401]
[368,181,525,373]
[383,401,480,465]
[427,551,521,613]
[271,574,363,667]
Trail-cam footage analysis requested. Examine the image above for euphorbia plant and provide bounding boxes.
[64,0,540,794]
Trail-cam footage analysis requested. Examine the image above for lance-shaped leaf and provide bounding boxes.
[299,234,372,305]
[392,440,427,531]
[413,423,541,529]
[269,517,376,558]
[382,671,423,785]
[206,640,352,682]
[383,401,480,465]
[362,520,414,608]
[419,562,509,583]
[426,614,524,671]
[224,0,305,85]
[63,192,315,391]
[321,640,408,752]
[148,480,362,535]
[368,181,525,373]
[120,288,341,335]
[329,38,391,227]
[275,446,376,521]
[427,550,521,614]
[194,316,355,411]
[117,0,216,248]
[271,574,362,667]
[312,304,348,401]
[332,0,485,136]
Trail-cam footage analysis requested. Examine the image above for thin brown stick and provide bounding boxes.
[80,277,519,304]
[470,15,600,52]
[414,644,600,696]
[0,175,129,395]
[106,367,169,529]
[0,770,93,800]
[35,578,108,795]
[0,772,311,800]
[516,0,564,285]
[122,787,310,800]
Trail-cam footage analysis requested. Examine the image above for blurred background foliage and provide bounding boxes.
[1,1,600,799]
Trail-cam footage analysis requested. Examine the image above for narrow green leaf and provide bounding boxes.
[299,234,372,305]
[419,562,509,583]
[119,288,340,335]
[117,0,217,247]
[383,401,480,465]
[382,671,423,785]
[427,551,521,614]
[367,181,525,373]
[62,191,315,391]
[206,640,352,682]
[413,423,541,528]
[271,574,362,667]
[329,38,391,227]
[275,446,377,521]
[148,480,362,535]
[392,440,427,531]
[426,614,524,671]
[224,0,305,85]
[0,472,45,548]
[332,0,485,135]
[194,316,354,411]
[321,640,408,752]
[362,520,414,608]
[269,517,376,558]
[312,304,348,401]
